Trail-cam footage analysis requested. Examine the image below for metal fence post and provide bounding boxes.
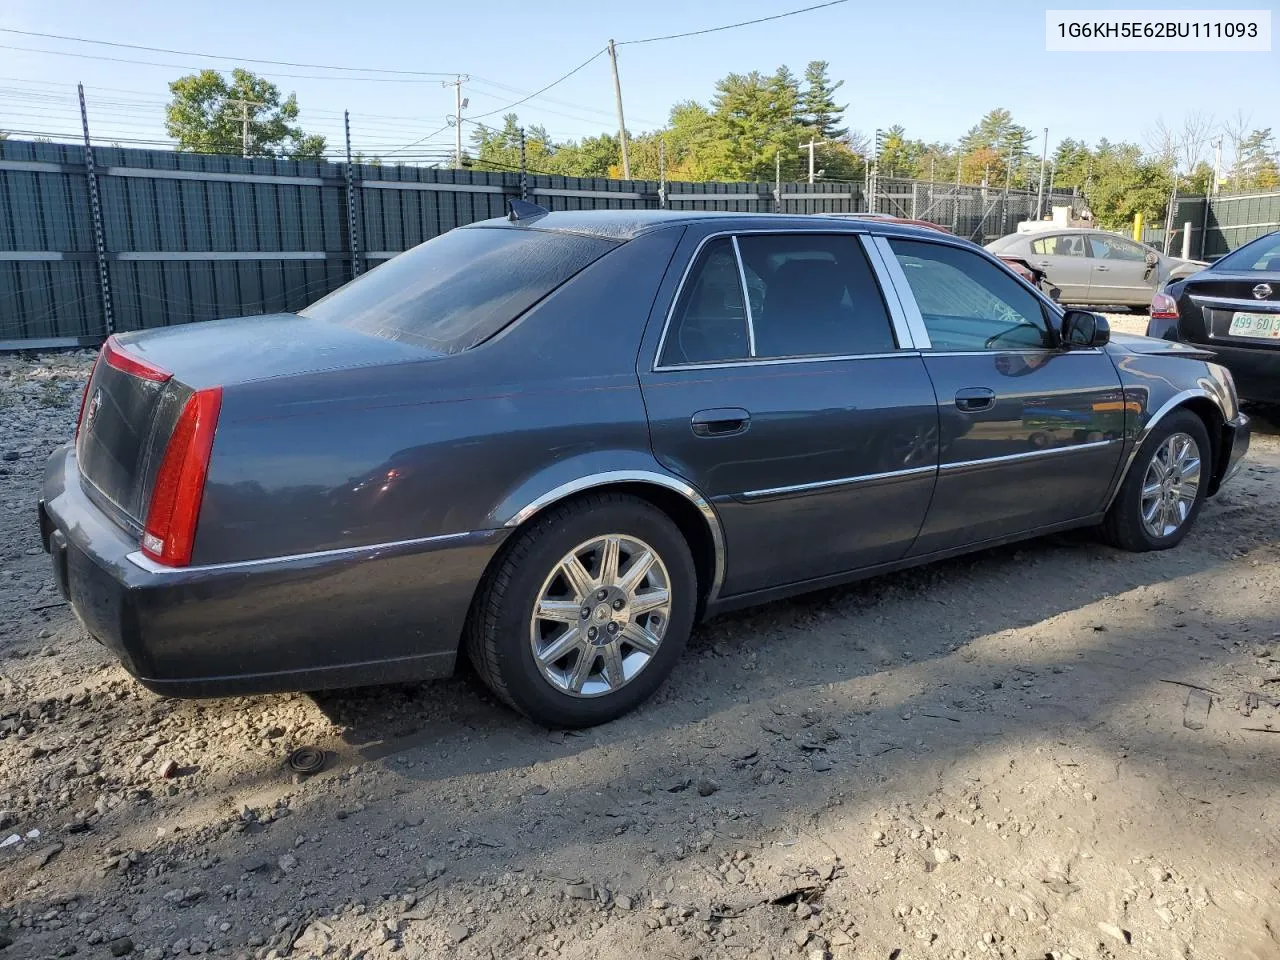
[344,111,362,279]
[658,139,667,209]
[519,127,528,201]
[78,83,113,337]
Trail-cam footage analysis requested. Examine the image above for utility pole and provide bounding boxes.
[1212,137,1223,195]
[226,98,264,158]
[442,75,470,168]
[799,136,826,184]
[1035,126,1048,220]
[607,40,631,179]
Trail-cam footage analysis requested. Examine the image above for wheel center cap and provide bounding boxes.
[593,604,612,623]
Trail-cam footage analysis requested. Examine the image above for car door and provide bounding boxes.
[638,228,940,598]
[876,235,1126,556]
[1028,233,1091,302]
[1087,234,1153,305]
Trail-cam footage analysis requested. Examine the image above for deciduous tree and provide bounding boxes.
[165,69,326,159]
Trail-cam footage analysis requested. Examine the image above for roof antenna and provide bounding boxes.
[507,199,550,222]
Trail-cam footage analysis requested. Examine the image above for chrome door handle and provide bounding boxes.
[691,408,750,437]
[955,388,996,413]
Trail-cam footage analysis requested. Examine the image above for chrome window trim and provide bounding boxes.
[871,235,932,349]
[730,235,758,357]
[859,234,917,348]
[741,464,936,500]
[921,348,1103,358]
[503,469,727,603]
[126,531,476,576]
[1103,387,1228,510]
[650,226,936,374]
[653,351,919,373]
[1189,294,1280,311]
[940,438,1121,472]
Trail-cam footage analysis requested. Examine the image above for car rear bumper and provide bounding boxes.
[1186,339,1280,403]
[40,443,505,697]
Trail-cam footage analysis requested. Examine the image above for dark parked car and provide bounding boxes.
[1147,230,1280,402]
[41,208,1250,728]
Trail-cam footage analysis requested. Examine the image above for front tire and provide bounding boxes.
[1102,410,1211,552]
[465,493,697,728]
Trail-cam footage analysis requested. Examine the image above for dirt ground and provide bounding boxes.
[2,322,1279,960]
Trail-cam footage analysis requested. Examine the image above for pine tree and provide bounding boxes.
[799,61,847,140]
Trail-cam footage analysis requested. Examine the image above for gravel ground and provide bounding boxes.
[2,339,1279,960]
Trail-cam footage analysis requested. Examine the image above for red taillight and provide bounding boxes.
[1150,292,1180,320]
[141,387,222,567]
[102,334,172,383]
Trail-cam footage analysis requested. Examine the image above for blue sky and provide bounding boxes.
[1,0,1275,165]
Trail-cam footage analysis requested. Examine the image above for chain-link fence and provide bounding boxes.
[869,178,1080,245]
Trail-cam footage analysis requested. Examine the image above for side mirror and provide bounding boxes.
[1061,309,1110,348]
[1045,284,1062,302]
[1144,251,1159,268]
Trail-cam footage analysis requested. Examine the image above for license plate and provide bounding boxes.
[1228,311,1280,339]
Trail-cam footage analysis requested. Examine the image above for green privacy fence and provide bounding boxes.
[1142,190,1280,259]
[7,137,1253,347]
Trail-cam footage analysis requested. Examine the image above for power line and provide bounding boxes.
[617,0,850,45]
[465,48,608,122]
[0,44,449,83]
[0,27,460,76]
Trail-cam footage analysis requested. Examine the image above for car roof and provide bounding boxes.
[463,209,958,244]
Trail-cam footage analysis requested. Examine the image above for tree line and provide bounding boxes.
[91,65,1280,233]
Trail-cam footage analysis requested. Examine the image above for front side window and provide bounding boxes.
[301,226,616,354]
[1088,235,1149,261]
[659,238,750,366]
[735,234,896,359]
[1031,234,1086,257]
[888,239,1051,351]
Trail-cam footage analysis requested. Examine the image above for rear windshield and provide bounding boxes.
[300,226,617,353]
[1213,233,1280,272]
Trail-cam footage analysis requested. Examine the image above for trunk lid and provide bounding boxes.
[75,315,438,530]
[1178,272,1280,346]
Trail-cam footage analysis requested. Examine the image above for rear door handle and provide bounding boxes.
[1095,265,1109,272]
[691,407,750,437]
[1036,260,1051,267]
[954,388,995,413]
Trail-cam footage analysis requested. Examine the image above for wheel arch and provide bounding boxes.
[484,470,726,619]
[1108,386,1230,509]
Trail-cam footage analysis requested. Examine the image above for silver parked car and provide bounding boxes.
[986,228,1206,308]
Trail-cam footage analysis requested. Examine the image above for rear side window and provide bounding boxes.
[301,226,616,354]
[736,234,896,358]
[659,238,750,365]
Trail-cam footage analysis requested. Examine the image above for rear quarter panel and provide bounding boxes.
[193,228,685,566]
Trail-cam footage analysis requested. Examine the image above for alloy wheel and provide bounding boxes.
[529,535,672,698]
[1140,431,1201,539]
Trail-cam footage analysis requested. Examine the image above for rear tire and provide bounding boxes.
[465,493,697,728]
[1101,409,1211,552]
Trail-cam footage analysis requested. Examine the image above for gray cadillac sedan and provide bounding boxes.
[40,208,1250,727]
